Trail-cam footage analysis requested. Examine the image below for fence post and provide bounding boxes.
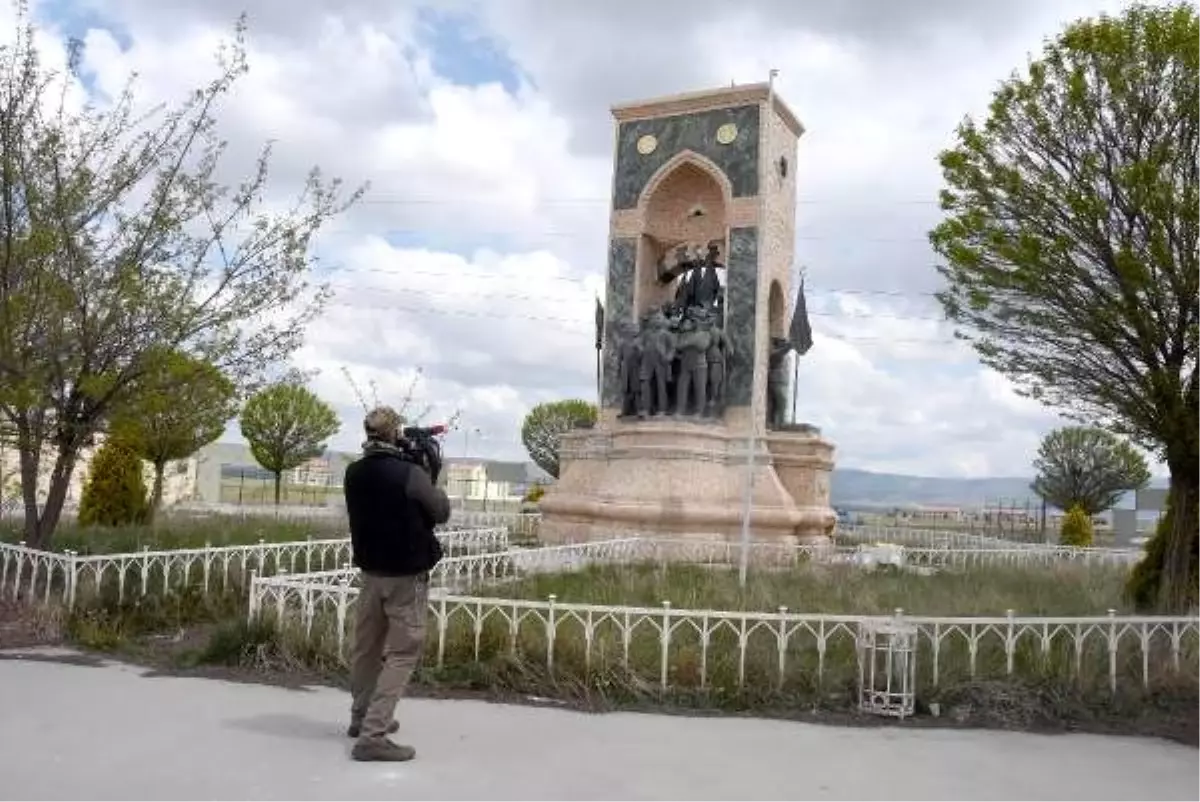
[66,550,78,609]
[437,594,448,668]
[546,594,557,673]
[246,570,260,623]
[1107,608,1118,695]
[660,600,672,690]
[203,543,212,596]
[139,546,150,596]
[335,577,350,661]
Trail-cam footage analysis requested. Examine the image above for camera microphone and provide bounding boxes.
[402,424,447,439]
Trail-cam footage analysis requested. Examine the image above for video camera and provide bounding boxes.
[396,424,447,482]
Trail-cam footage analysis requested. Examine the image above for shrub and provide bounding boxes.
[1059,505,1095,547]
[78,438,149,528]
[523,483,546,504]
[1123,496,1198,612]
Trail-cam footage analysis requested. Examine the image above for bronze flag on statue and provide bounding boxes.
[789,277,813,356]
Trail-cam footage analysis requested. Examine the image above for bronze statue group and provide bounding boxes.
[613,239,796,428]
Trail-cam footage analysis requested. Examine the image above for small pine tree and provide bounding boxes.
[78,438,149,527]
[1059,504,1095,547]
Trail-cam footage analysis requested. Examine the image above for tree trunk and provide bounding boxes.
[15,417,43,547]
[273,472,282,506]
[34,448,80,551]
[1160,453,1199,613]
[147,460,166,526]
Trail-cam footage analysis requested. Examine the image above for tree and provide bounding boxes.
[1059,504,1095,547]
[521,399,597,479]
[1031,426,1151,515]
[77,437,148,528]
[929,3,1199,610]
[0,8,363,548]
[239,383,339,505]
[110,350,237,523]
[1125,496,1196,610]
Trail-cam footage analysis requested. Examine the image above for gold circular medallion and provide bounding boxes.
[636,134,658,155]
[716,123,738,145]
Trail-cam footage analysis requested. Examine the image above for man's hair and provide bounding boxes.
[363,406,403,443]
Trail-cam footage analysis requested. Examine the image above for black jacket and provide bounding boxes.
[344,449,451,576]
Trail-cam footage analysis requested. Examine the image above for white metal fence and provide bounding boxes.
[246,540,1199,696]
[0,527,511,607]
[835,524,1143,555]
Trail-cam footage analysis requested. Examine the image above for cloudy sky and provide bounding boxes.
[10,0,1165,478]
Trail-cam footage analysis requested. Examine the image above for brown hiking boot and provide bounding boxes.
[351,738,416,762]
[346,720,399,738]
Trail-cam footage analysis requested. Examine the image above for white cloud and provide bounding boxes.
[8,0,1165,479]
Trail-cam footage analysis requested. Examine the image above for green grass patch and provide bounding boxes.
[64,585,244,651]
[497,562,1133,616]
[0,516,340,555]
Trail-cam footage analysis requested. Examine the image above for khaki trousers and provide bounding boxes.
[349,572,429,740]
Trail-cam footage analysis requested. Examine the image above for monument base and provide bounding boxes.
[538,419,836,546]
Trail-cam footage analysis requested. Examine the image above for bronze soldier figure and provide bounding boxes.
[638,311,675,417]
[766,336,793,429]
[616,320,642,417]
[675,313,712,417]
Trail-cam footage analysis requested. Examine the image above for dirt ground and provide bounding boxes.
[0,598,62,650]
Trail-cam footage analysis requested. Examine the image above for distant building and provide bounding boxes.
[2,436,551,514]
[0,433,197,515]
[443,459,541,504]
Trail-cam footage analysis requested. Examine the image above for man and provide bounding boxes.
[343,406,451,762]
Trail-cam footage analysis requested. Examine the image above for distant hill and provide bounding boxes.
[830,468,1168,510]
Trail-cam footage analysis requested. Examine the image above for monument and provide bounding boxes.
[539,82,837,546]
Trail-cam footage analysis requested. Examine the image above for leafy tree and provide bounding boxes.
[929,3,1198,610]
[1059,505,1095,547]
[521,400,597,479]
[110,350,237,523]
[1031,426,1151,515]
[239,383,340,505]
[77,437,148,528]
[0,9,362,548]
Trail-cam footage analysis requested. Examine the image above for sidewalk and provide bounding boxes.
[0,648,1195,800]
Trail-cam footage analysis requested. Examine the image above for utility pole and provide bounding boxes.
[738,68,778,588]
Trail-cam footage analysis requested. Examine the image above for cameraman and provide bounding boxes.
[343,406,450,762]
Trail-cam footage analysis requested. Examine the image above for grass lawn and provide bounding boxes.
[0,516,340,555]
[499,562,1134,616]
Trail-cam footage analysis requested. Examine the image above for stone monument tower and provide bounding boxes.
[539,83,836,546]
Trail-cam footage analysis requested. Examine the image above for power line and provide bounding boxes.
[322,281,951,324]
[312,262,943,298]
[316,227,932,244]
[353,196,944,207]
[318,298,961,346]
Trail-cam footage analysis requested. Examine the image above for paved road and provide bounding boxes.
[0,648,1195,801]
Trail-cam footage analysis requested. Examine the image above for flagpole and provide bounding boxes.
[790,352,799,425]
[790,266,803,425]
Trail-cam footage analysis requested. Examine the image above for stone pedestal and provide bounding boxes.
[538,419,835,546]
[765,424,836,539]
